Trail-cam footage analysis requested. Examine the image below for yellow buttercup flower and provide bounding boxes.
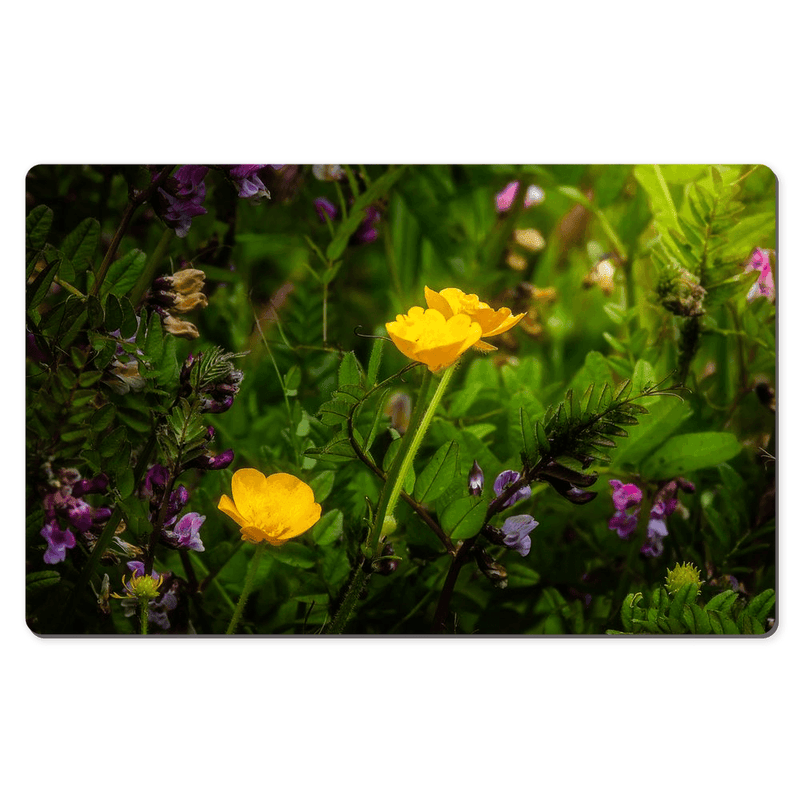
[423,286,526,353]
[385,306,482,373]
[218,468,322,545]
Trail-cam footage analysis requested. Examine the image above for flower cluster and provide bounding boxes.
[386,287,525,372]
[39,468,111,564]
[142,464,207,552]
[607,477,695,557]
[218,468,321,546]
[155,165,209,238]
[745,247,775,302]
[468,463,537,557]
[147,266,208,340]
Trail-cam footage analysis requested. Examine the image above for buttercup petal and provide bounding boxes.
[231,468,270,522]
[217,494,249,528]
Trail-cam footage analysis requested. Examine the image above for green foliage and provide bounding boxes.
[25,164,775,636]
[610,586,775,635]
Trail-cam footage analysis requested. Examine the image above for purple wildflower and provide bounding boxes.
[609,479,642,511]
[66,497,94,533]
[468,460,484,496]
[609,509,639,540]
[495,181,545,213]
[352,206,381,244]
[174,165,209,196]
[127,560,159,580]
[607,479,642,540]
[501,515,539,557]
[493,470,532,510]
[163,512,206,552]
[314,197,337,222]
[227,165,270,200]
[41,521,77,564]
[72,473,109,498]
[745,248,775,302]
[157,188,207,237]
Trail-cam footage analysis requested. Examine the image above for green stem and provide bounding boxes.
[226,540,267,634]
[139,600,149,636]
[91,166,174,297]
[374,364,456,544]
[325,362,457,634]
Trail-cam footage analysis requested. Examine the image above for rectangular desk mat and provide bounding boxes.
[25,164,776,635]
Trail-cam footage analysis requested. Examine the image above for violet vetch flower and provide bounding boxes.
[608,509,639,540]
[40,521,76,565]
[163,512,206,552]
[493,470,531,510]
[745,248,775,302]
[186,448,235,471]
[227,165,270,200]
[352,206,381,244]
[468,460,484,496]
[314,197,337,222]
[66,497,95,533]
[607,479,642,540]
[501,515,539,557]
[72,473,109,498]
[609,479,642,511]
[174,165,209,196]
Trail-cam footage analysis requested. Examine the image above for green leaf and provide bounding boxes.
[98,427,127,458]
[61,217,100,276]
[614,398,692,468]
[440,496,488,540]
[415,441,460,503]
[269,541,316,569]
[308,471,336,504]
[317,400,352,428]
[104,294,123,333]
[26,255,60,312]
[705,590,737,615]
[640,432,741,479]
[312,509,344,546]
[119,296,139,339]
[684,603,711,635]
[326,166,407,260]
[745,589,775,624]
[26,570,61,593]
[633,165,679,228]
[142,312,164,371]
[284,365,301,397]
[367,338,384,385]
[26,205,53,251]
[338,351,364,389]
[101,249,147,298]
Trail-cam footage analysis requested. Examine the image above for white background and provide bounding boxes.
[6,3,795,798]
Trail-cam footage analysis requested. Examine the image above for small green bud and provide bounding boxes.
[665,561,703,597]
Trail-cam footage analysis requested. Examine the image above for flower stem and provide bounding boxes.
[139,600,149,636]
[369,364,455,554]
[226,540,267,634]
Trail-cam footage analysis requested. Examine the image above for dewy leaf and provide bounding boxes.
[415,441,460,503]
[640,432,742,480]
[440,496,488,540]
